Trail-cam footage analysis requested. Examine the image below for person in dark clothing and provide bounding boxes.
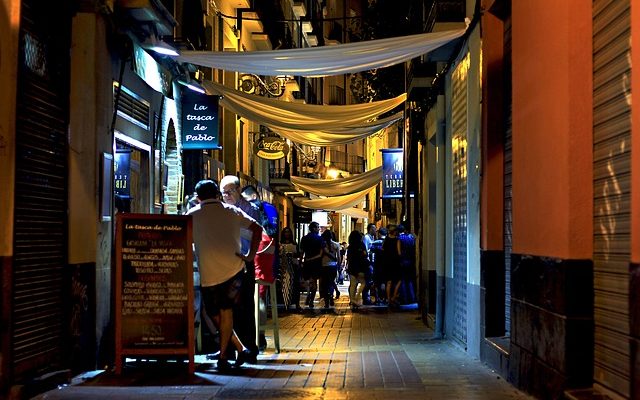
[346,230,368,309]
[397,224,417,304]
[369,227,387,304]
[382,225,402,306]
[320,229,340,309]
[299,221,323,309]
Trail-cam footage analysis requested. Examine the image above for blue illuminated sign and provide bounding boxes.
[381,148,403,198]
[181,93,220,150]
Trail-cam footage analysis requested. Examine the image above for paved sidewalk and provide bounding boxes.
[33,286,533,400]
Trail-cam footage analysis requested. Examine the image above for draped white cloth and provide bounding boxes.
[270,113,402,145]
[291,167,382,196]
[336,207,369,220]
[203,80,405,131]
[293,187,374,211]
[179,27,466,77]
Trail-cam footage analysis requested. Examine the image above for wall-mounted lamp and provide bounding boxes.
[142,34,179,56]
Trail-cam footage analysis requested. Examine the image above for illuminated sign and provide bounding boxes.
[114,151,131,197]
[254,136,289,160]
[381,148,403,198]
[181,93,220,150]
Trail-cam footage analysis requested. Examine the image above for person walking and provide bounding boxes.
[299,221,323,309]
[320,229,341,309]
[220,175,261,361]
[346,230,368,310]
[187,180,262,371]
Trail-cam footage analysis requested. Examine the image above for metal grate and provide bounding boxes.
[12,0,70,379]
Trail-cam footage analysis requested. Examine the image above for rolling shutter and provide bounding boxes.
[451,52,470,346]
[503,15,512,336]
[592,0,631,397]
[12,0,70,379]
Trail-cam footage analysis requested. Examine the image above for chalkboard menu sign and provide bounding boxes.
[115,214,194,374]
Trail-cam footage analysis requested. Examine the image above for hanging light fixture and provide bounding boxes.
[177,73,206,94]
[142,33,179,57]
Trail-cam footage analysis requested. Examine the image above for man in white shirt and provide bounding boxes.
[187,180,262,371]
[363,223,377,252]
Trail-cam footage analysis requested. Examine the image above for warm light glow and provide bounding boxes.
[326,168,339,179]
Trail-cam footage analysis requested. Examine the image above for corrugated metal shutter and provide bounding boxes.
[503,16,512,336]
[451,52,469,346]
[593,0,631,397]
[12,0,70,378]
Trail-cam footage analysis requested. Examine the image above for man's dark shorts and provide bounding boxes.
[302,259,322,280]
[201,270,244,315]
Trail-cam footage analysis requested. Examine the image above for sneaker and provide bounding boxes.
[206,351,221,361]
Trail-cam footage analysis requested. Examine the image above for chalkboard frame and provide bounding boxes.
[114,213,194,374]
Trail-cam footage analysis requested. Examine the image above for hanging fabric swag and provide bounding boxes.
[179,27,467,77]
[293,187,374,211]
[268,113,402,146]
[291,167,382,197]
[203,81,405,130]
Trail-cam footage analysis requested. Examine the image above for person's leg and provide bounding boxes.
[318,269,329,308]
[234,262,257,356]
[307,274,317,308]
[349,274,358,306]
[356,272,366,304]
[218,308,234,360]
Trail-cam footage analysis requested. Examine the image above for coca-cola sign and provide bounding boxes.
[254,136,289,160]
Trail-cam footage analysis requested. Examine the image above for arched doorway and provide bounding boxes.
[163,119,183,214]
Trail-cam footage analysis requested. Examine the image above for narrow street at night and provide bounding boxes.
[33,284,531,400]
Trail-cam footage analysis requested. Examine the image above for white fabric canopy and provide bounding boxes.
[291,167,382,196]
[269,113,402,146]
[179,28,466,77]
[336,207,369,220]
[203,81,405,131]
[293,187,374,211]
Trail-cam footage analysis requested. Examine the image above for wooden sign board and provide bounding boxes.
[114,214,194,374]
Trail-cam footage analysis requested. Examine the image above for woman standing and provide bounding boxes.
[346,230,369,309]
[279,227,300,311]
[320,230,341,309]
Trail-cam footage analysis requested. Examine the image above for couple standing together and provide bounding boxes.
[187,177,269,372]
[299,222,341,309]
